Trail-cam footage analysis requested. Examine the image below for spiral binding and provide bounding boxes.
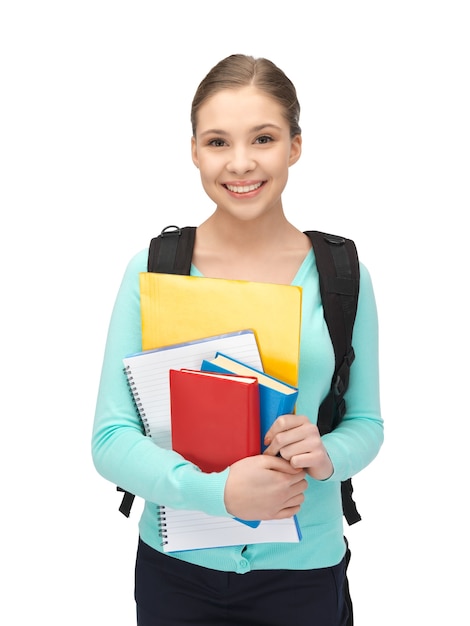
[123,365,151,436]
[157,506,169,547]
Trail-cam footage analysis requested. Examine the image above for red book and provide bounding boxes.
[169,369,261,473]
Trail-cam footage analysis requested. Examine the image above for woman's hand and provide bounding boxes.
[263,414,334,481]
[224,455,307,521]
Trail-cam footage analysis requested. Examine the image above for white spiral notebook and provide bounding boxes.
[158,506,302,552]
[123,328,302,551]
[123,329,263,449]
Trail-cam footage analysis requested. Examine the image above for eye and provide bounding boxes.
[255,135,273,145]
[208,138,227,147]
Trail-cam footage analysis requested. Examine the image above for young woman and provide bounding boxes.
[92,54,383,625]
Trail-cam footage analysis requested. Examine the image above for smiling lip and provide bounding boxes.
[224,181,265,194]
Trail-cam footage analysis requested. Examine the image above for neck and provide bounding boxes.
[197,210,296,252]
[192,210,312,284]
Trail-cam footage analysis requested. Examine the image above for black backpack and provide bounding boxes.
[118,225,361,525]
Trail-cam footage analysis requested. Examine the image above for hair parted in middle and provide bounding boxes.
[190,54,301,139]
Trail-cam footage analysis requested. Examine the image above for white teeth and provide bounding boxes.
[226,182,262,193]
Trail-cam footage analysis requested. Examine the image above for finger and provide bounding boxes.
[263,437,306,460]
[267,505,302,520]
[264,418,316,452]
[265,428,314,459]
[262,440,281,457]
[269,493,306,519]
[264,414,305,443]
[262,454,305,474]
[289,451,315,469]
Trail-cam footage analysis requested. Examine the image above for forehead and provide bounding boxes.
[196,85,286,131]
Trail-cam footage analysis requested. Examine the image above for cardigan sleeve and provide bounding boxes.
[91,250,230,517]
[321,262,384,481]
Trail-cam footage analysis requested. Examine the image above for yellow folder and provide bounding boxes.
[139,273,302,387]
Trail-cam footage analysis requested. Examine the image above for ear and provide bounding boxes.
[288,134,302,167]
[191,136,199,168]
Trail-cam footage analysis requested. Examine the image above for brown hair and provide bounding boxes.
[191,54,301,138]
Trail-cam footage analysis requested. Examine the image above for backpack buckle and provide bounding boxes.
[333,348,355,397]
[345,347,355,366]
[333,374,345,397]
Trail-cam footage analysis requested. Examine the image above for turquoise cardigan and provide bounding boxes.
[92,247,383,572]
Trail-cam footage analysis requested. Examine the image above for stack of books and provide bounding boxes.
[121,273,304,552]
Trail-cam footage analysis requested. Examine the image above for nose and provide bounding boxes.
[226,146,256,175]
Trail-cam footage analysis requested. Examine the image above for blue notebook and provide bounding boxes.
[201,352,299,450]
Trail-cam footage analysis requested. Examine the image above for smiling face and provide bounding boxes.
[191,86,302,223]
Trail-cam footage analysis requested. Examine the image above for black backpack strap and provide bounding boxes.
[148,225,196,274]
[116,487,135,518]
[118,226,196,517]
[304,230,361,525]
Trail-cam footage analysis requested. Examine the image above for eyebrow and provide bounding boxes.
[198,123,282,138]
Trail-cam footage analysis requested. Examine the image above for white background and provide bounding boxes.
[1,1,469,624]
